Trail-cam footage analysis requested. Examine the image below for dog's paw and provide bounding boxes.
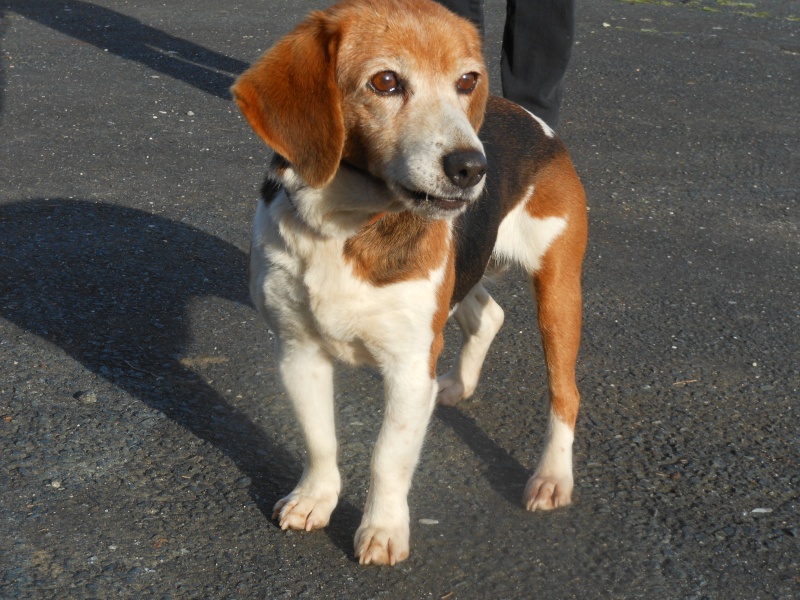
[436,374,467,406]
[272,490,338,532]
[354,522,410,566]
[523,472,573,512]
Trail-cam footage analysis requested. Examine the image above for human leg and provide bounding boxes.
[433,0,484,32]
[501,0,575,128]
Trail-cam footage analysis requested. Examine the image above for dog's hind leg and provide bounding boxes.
[272,340,341,531]
[436,282,505,406]
[523,229,584,512]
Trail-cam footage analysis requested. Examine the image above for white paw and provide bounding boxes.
[272,489,339,532]
[354,522,410,566]
[436,373,470,406]
[523,472,573,512]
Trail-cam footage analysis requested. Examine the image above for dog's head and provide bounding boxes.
[232,0,489,218]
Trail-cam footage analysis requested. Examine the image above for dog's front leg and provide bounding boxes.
[355,359,437,566]
[272,340,341,531]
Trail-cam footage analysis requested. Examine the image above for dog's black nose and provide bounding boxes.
[442,150,487,189]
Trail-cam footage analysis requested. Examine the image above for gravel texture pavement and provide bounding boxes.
[1,0,798,598]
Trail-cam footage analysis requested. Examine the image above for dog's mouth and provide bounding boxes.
[338,161,471,213]
[403,187,469,211]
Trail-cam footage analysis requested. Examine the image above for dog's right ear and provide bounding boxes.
[232,13,344,188]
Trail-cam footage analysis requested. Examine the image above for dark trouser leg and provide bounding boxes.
[434,0,485,32]
[501,0,575,129]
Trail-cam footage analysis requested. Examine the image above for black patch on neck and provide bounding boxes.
[451,96,562,303]
[271,153,291,173]
[260,154,289,205]
[260,176,282,205]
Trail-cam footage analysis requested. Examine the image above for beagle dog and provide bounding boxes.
[232,0,587,566]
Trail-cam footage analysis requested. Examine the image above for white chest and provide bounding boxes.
[251,200,443,366]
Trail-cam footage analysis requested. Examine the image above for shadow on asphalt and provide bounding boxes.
[0,7,6,118]
[0,198,532,560]
[1,0,247,99]
[0,199,365,559]
[435,406,529,505]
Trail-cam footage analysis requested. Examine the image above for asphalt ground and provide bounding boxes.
[0,0,798,598]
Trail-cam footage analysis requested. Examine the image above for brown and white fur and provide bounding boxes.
[232,0,587,566]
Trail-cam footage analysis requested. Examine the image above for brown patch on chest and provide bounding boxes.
[343,213,451,286]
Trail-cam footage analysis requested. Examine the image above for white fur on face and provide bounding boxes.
[382,86,486,210]
[337,42,487,219]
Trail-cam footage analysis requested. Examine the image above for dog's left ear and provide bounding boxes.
[232,12,343,188]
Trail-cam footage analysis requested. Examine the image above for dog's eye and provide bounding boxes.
[457,72,479,94]
[370,71,401,95]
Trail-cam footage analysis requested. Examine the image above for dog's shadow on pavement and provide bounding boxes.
[0,199,275,499]
[0,198,355,557]
[435,406,530,506]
